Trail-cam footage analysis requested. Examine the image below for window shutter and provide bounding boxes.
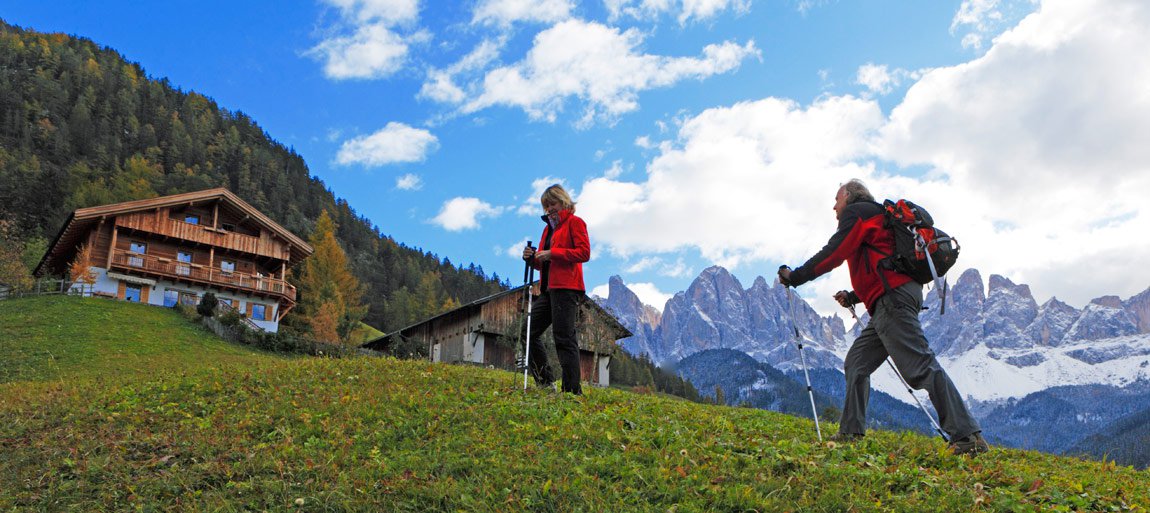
[117,281,126,299]
[246,302,254,318]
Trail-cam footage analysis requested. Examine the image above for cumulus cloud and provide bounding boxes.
[879,0,1150,307]
[605,0,751,24]
[336,122,439,166]
[395,173,423,190]
[451,20,758,124]
[950,0,1038,50]
[855,63,921,96]
[577,95,884,267]
[473,0,573,26]
[420,38,506,103]
[432,197,505,231]
[309,0,426,80]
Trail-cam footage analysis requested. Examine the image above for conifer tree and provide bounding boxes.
[0,219,32,291]
[68,243,97,293]
[296,210,367,344]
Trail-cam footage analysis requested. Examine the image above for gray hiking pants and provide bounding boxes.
[839,281,980,440]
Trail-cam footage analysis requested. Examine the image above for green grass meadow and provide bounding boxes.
[2,295,1148,511]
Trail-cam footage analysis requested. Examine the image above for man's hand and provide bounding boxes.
[534,249,552,262]
[777,266,793,286]
[834,290,852,307]
[522,245,536,261]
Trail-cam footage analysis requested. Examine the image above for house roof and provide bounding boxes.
[34,188,313,276]
[362,284,633,352]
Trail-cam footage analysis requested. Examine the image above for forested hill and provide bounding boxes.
[0,19,506,331]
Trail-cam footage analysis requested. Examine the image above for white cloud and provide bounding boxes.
[605,0,751,24]
[454,20,758,124]
[336,122,439,166]
[326,0,419,24]
[577,95,884,269]
[309,0,425,80]
[590,281,673,310]
[625,256,662,273]
[878,0,1150,308]
[420,38,506,103]
[605,160,626,179]
[432,197,505,231]
[395,173,423,190]
[502,236,532,260]
[855,63,921,96]
[950,0,1038,50]
[473,0,573,26]
[516,176,568,215]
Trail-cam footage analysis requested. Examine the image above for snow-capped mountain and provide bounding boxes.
[596,266,846,371]
[598,266,1150,404]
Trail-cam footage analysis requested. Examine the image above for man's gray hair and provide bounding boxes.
[840,179,874,203]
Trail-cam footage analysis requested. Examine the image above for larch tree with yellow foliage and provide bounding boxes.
[68,243,97,294]
[296,210,367,344]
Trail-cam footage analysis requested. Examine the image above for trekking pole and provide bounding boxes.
[521,242,536,391]
[781,266,822,442]
[845,303,948,441]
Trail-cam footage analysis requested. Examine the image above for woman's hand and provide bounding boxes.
[534,249,552,262]
[522,245,536,261]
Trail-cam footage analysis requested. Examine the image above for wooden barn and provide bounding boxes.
[33,188,313,332]
[363,285,632,387]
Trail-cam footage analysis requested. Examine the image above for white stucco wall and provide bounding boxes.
[77,266,283,332]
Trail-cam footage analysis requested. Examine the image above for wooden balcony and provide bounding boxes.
[115,212,289,260]
[110,250,296,302]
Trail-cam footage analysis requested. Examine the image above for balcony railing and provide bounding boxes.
[115,213,289,260]
[110,250,296,302]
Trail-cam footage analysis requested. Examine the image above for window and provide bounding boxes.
[129,241,146,267]
[221,260,235,274]
[177,252,193,276]
[184,214,199,225]
[163,289,179,307]
[219,298,233,308]
[251,303,267,321]
[179,291,198,306]
[125,284,142,302]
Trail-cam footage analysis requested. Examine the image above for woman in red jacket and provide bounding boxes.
[521,184,591,394]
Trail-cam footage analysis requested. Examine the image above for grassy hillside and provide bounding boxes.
[2,297,1149,511]
[0,295,273,383]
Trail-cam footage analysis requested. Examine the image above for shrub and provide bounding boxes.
[197,292,218,317]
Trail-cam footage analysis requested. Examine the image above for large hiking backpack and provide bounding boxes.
[877,199,960,312]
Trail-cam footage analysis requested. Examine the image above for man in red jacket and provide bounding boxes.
[778,179,988,456]
[522,184,591,395]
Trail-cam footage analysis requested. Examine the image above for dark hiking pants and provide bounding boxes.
[839,281,980,440]
[524,288,583,395]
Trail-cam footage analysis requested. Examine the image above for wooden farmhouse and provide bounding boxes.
[34,188,313,332]
[362,285,632,387]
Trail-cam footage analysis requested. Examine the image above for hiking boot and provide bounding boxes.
[828,432,864,443]
[950,432,990,457]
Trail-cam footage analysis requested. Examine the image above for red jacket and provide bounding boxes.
[530,209,590,291]
[788,200,911,313]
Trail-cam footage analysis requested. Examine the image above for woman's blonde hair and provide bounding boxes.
[541,184,576,213]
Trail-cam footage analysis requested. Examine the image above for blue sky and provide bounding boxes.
[5,0,1150,319]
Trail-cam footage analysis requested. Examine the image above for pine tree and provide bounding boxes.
[296,210,367,344]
